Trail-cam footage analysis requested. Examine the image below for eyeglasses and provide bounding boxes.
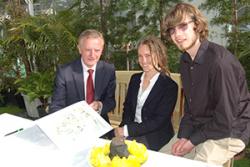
[167,20,194,35]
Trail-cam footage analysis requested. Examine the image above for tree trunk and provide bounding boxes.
[100,0,108,59]
[159,0,164,40]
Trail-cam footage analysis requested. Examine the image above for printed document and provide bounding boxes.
[35,101,113,151]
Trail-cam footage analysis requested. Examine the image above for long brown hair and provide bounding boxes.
[137,35,170,76]
[163,3,208,41]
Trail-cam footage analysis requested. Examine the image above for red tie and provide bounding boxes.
[86,69,94,104]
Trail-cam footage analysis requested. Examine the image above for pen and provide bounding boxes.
[4,128,24,136]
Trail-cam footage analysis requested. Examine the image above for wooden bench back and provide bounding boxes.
[108,71,184,131]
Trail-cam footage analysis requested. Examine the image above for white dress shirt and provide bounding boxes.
[81,60,103,113]
[124,72,160,137]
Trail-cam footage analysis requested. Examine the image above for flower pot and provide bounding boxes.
[22,94,41,118]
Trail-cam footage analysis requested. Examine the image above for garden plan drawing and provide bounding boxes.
[35,101,113,151]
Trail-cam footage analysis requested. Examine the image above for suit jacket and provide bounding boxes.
[49,59,116,123]
[120,72,178,151]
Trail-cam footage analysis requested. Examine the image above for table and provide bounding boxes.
[0,113,33,139]
[79,139,222,167]
[0,114,221,167]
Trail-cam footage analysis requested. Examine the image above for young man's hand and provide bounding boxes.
[171,138,194,156]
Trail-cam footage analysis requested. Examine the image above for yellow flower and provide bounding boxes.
[111,156,137,167]
[90,140,148,167]
[103,143,110,154]
[126,140,148,164]
[90,146,111,167]
[126,156,141,167]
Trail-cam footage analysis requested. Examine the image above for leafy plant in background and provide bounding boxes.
[2,0,247,77]
[69,0,181,72]
[0,1,79,112]
[0,76,16,106]
[0,13,78,75]
[15,71,54,113]
[0,0,183,75]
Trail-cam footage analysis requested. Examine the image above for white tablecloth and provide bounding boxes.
[0,113,33,138]
[0,114,221,167]
[80,138,221,167]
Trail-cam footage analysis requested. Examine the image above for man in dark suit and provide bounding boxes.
[50,29,116,123]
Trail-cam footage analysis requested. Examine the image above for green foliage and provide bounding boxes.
[15,71,54,111]
[109,51,129,70]
[0,77,17,92]
[0,105,23,115]
[0,13,78,74]
[234,158,250,167]
[0,0,183,74]
[0,0,183,88]
[239,50,250,89]
[70,0,181,71]
[167,42,181,73]
[0,8,79,107]
[109,49,139,70]
[199,0,232,25]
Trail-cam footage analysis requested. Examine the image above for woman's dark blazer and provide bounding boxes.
[120,72,178,151]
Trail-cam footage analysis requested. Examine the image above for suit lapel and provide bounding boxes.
[72,59,84,100]
[143,74,163,107]
[131,74,141,113]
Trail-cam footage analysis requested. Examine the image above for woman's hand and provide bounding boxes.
[114,127,125,138]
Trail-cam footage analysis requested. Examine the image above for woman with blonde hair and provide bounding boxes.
[114,35,178,151]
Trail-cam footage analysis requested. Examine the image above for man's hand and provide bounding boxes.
[171,138,194,156]
[114,127,124,138]
[179,140,194,155]
[172,138,188,156]
[89,101,102,112]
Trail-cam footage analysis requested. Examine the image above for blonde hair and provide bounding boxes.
[137,35,170,76]
[163,3,208,41]
[78,29,104,45]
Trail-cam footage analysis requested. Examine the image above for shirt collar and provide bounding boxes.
[181,39,209,65]
[140,72,160,84]
[81,59,97,72]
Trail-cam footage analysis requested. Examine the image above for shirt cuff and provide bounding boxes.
[123,125,129,137]
[189,130,207,146]
[97,101,103,114]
